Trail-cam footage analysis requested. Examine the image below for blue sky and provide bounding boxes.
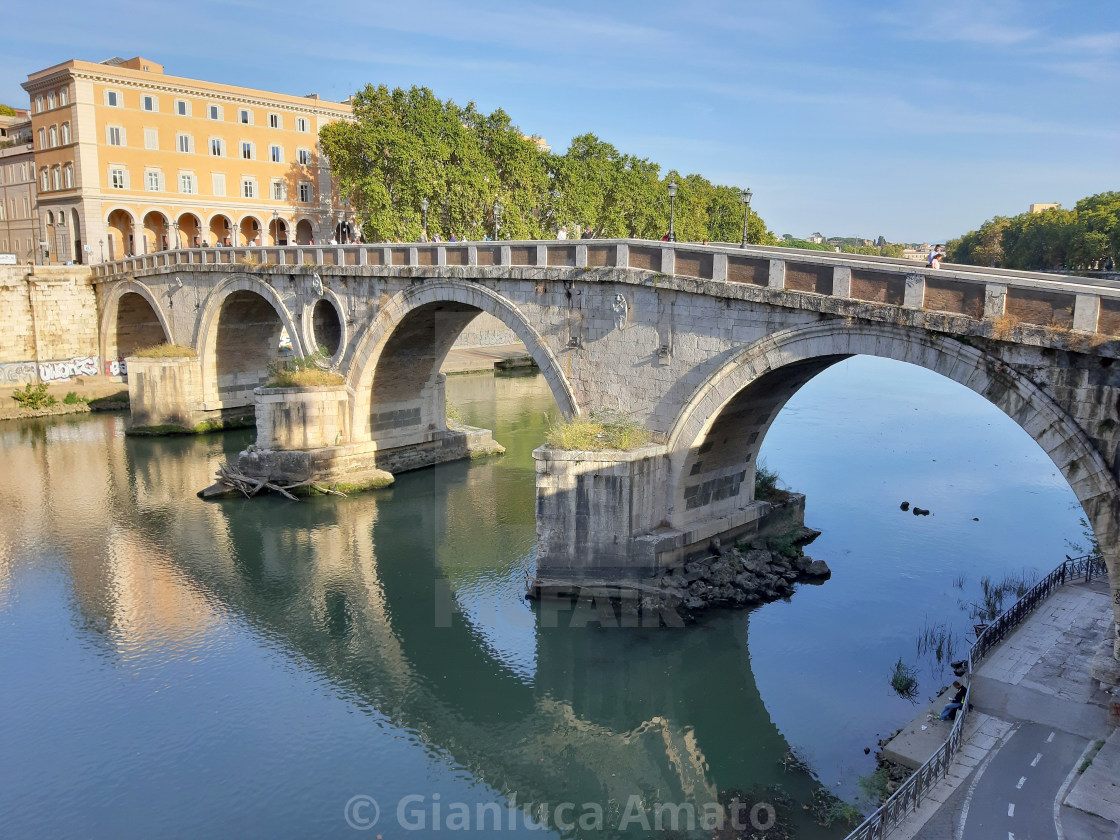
[2,0,1117,243]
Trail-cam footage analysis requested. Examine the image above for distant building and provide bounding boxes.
[902,243,931,263]
[806,232,824,244]
[1,110,32,145]
[523,135,551,154]
[1029,203,1060,214]
[21,56,354,263]
[0,124,38,261]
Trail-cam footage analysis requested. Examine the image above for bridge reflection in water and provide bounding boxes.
[0,375,850,839]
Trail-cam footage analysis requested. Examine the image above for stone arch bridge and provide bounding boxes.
[93,239,1120,644]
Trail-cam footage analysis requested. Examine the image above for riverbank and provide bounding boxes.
[0,344,532,423]
[0,378,128,421]
[890,576,1119,840]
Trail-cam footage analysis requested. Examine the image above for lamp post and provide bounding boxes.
[740,187,753,249]
[667,179,677,242]
[99,238,104,262]
[493,200,502,240]
[272,210,280,246]
[171,220,179,250]
[420,198,429,240]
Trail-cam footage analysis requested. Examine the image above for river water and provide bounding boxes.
[0,357,1084,839]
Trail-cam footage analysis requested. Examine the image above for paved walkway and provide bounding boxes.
[441,343,532,374]
[890,578,1119,840]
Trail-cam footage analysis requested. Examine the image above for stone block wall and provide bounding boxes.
[0,265,100,384]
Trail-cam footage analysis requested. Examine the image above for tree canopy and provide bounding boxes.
[0,104,16,117]
[320,85,775,244]
[947,192,1120,271]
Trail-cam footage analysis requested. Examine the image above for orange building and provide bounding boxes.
[22,56,354,263]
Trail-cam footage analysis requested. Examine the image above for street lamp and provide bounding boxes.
[493,200,502,240]
[171,220,179,250]
[667,179,678,242]
[740,187,753,248]
[272,210,280,246]
[420,198,429,240]
[99,238,104,262]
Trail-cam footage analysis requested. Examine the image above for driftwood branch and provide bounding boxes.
[201,463,347,500]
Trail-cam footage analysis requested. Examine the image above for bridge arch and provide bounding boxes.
[193,275,304,406]
[99,280,174,371]
[346,279,579,441]
[666,321,1120,589]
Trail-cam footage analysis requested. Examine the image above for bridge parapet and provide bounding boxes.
[92,239,1120,336]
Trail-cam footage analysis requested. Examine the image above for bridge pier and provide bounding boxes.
[236,377,503,490]
[532,445,806,594]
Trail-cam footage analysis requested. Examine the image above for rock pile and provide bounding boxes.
[652,527,831,614]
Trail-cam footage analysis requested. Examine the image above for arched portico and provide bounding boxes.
[178,213,202,248]
[106,208,137,260]
[209,213,233,248]
[665,322,1120,593]
[346,280,579,443]
[239,215,262,246]
[143,210,170,253]
[295,218,314,245]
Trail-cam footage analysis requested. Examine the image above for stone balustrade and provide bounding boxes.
[90,239,1120,335]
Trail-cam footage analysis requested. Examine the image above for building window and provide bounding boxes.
[179,173,197,195]
[40,169,48,191]
[241,177,256,199]
[48,126,58,148]
[109,167,127,189]
[296,148,312,165]
[269,144,283,163]
[145,128,158,150]
[298,181,312,202]
[238,108,252,125]
[142,95,157,112]
[34,95,44,113]
[240,141,255,160]
[295,117,309,132]
[212,173,226,196]
[107,125,124,146]
[105,90,120,107]
[269,113,281,129]
[63,164,74,189]
[208,104,221,120]
[271,179,287,200]
[175,99,191,117]
[47,92,56,110]
[60,122,71,144]
[58,87,69,106]
[51,167,61,190]
[145,170,162,191]
[177,133,194,154]
[37,128,45,149]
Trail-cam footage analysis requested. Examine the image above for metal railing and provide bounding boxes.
[843,553,1106,840]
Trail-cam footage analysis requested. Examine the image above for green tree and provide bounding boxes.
[0,104,16,117]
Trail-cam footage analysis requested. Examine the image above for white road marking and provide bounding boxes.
[1017,776,1026,789]
[1031,752,1043,767]
[956,723,1019,840]
[1008,803,1016,817]
[1046,732,1055,743]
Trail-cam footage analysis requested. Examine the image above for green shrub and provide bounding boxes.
[11,382,56,409]
[266,347,343,388]
[63,391,88,405]
[754,462,780,500]
[545,409,651,452]
[889,658,920,701]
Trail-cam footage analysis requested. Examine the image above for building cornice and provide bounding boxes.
[24,63,353,122]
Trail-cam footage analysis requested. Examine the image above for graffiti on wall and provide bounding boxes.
[105,357,128,378]
[0,362,39,384]
[38,355,100,383]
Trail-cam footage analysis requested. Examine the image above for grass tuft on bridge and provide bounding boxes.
[546,410,651,452]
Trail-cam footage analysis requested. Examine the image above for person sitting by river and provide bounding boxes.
[938,680,967,720]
